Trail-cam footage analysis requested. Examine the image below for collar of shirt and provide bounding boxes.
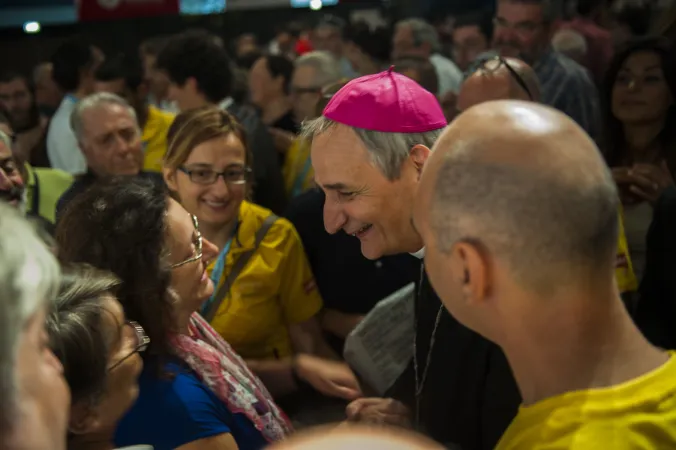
[410,247,426,259]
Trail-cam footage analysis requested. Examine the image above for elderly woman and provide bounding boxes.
[47,264,150,450]
[0,203,70,450]
[55,177,358,450]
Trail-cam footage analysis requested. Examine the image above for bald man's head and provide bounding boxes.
[457,57,541,113]
[415,101,618,314]
[270,425,445,450]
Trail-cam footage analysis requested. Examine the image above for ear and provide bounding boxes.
[163,167,178,192]
[409,145,432,177]
[68,402,101,435]
[452,240,490,306]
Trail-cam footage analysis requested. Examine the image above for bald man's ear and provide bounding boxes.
[409,145,431,177]
[452,240,490,306]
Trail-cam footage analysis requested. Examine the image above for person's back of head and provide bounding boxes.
[552,28,588,64]
[415,101,618,338]
[0,202,68,450]
[396,18,442,55]
[393,56,440,95]
[51,38,97,93]
[155,30,233,106]
[294,51,343,87]
[345,22,393,64]
[95,53,144,93]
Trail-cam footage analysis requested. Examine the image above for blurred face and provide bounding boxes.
[312,125,428,260]
[314,26,342,56]
[142,54,171,101]
[7,307,70,450]
[0,78,34,131]
[612,51,673,125]
[393,25,427,59]
[0,134,25,208]
[493,1,548,63]
[452,25,489,72]
[80,104,143,177]
[249,57,284,108]
[165,133,248,229]
[166,199,218,320]
[167,77,208,112]
[71,296,143,433]
[290,65,323,123]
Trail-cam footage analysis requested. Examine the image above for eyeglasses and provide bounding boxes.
[108,320,150,372]
[492,17,541,34]
[477,56,534,101]
[179,166,252,186]
[170,215,203,269]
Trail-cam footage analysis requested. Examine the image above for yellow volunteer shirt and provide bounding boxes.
[283,138,314,199]
[207,200,323,360]
[615,208,637,293]
[25,163,73,224]
[142,105,174,173]
[496,351,676,450]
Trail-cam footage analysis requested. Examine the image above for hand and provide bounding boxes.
[345,398,411,428]
[269,127,296,154]
[627,162,674,205]
[612,167,641,205]
[294,354,362,400]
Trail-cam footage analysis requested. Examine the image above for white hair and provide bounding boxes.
[0,204,60,433]
[552,29,588,62]
[70,92,139,144]
[294,51,343,87]
[396,18,442,54]
[300,116,443,180]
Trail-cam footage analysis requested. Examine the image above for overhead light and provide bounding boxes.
[23,21,41,34]
[309,0,323,10]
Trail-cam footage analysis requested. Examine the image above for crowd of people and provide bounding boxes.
[1,0,676,449]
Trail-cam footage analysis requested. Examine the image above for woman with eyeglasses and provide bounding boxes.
[46,264,150,450]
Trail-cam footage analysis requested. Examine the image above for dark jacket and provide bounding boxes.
[387,270,520,450]
[55,171,164,223]
[635,186,676,350]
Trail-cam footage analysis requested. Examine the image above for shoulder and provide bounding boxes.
[552,52,594,85]
[33,167,74,185]
[149,105,176,127]
[241,201,300,248]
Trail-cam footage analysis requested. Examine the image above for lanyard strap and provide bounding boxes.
[291,156,313,198]
[201,223,236,317]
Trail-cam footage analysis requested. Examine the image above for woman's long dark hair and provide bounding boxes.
[601,37,676,171]
[55,177,173,365]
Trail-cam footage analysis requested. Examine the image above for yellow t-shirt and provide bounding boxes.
[496,351,676,450]
[142,105,174,173]
[615,208,637,293]
[283,138,314,199]
[25,163,73,224]
[207,200,323,360]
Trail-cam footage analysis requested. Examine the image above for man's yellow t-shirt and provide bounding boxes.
[206,201,323,360]
[24,163,73,224]
[283,138,314,199]
[142,105,174,173]
[496,351,676,450]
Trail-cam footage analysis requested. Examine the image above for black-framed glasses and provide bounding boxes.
[478,56,534,100]
[170,214,203,269]
[179,166,252,186]
[108,320,150,372]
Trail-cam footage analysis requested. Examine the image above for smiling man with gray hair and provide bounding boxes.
[0,203,70,450]
[56,92,163,220]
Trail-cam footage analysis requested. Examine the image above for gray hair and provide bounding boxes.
[300,116,444,180]
[551,29,588,62]
[429,141,619,294]
[0,130,12,149]
[294,51,343,88]
[396,18,442,54]
[0,203,61,433]
[70,92,139,144]
[499,0,562,23]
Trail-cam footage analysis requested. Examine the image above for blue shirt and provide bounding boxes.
[114,360,268,450]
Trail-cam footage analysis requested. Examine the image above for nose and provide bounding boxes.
[209,175,231,197]
[323,198,348,235]
[202,236,220,262]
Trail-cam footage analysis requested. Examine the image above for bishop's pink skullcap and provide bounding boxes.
[323,66,447,133]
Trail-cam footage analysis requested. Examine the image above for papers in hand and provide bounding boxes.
[343,283,415,395]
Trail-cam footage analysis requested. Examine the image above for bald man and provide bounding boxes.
[270,425,445,450]
[413,101,676,450]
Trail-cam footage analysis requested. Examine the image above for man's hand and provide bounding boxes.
[294,354,362,400]
[345,398,411,428]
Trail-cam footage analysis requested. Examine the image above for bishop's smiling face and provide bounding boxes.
[311,124,428,260]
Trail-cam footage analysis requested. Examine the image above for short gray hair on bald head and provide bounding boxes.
[294,51,343,88]
[0,203,61,434]
[396,18,442,54]
[70,92,139,145]
[300,116,444,180]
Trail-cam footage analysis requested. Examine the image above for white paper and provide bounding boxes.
[343,283,415,395]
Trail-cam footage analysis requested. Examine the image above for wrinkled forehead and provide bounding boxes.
[311,125,375,187]
[83,104,136,133]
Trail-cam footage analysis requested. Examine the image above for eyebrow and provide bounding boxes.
[322,182,350,191]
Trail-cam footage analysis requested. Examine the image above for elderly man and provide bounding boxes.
[0,203,70,450]
[301,68,519,449]
[392,18,463,96]
[413,101,676,449]
[55,92,163,219]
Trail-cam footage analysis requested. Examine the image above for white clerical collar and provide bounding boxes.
[410,247,425,259]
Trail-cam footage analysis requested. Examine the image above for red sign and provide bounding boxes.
[78,0,179,21]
